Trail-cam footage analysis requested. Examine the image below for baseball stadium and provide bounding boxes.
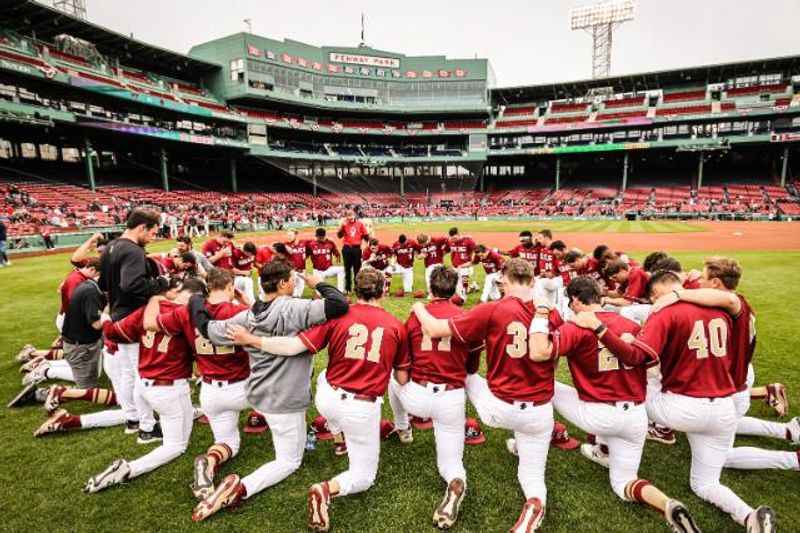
[1,0,799,531]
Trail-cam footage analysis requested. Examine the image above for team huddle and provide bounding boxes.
[9,208,798,533]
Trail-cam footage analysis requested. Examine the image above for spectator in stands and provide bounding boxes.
[0,218,8,267]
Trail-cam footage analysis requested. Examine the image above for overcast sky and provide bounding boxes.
[85,0,799,87]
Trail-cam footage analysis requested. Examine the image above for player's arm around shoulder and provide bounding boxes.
[412,302,452,339]
[206,309,250,346]
[529,304,556,362]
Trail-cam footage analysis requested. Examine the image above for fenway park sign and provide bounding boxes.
[329,52,399,69]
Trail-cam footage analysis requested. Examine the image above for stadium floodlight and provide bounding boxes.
[570,0,636,79]
[53,0,87,20]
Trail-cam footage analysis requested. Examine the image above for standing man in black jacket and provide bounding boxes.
[99,208,167,443]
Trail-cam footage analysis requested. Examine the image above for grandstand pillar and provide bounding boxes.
[400,172,405,197]
[479,169,484,193]
[781,147,789,187]
[697,153,704,190]
[230,158,238,193]
[555,157,561,191]
[622,152,629,192]
[160,148,170,192]
[312,174,317,197]
[83,138,96,192]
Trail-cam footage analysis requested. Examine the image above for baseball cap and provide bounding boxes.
[411,416,433,430]
[311,415,334,440]
[243,410,270,434]
[464,417,486,446]
[550,421,580,450]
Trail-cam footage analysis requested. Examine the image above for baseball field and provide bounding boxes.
[1,220,799,533]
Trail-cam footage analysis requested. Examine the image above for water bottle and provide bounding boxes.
[305,430,317,451]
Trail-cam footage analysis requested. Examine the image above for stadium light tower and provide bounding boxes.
[570,0,635,79]
[53,0,88,20]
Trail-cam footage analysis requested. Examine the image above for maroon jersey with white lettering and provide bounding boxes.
[553,312,644,403]
[556,258,577,285]
[449,237,476,268]
[420,237,449,267]
[392,239,419,269]
[537,247,557,276]
[507,244,540,273]
[254,246,274,270]
[449,296,562,403]
[730,294,756,391]
[284,240,308,271]
[362,245,393,271]
[300,303,410,397]
[406,299,483,388]
[580,257,607,290]
[157,301,250,381]
[307,239,340,271]
[105,302,193,380]
[202,239,234,270]
[621,267,650,303]
[475,250,505,274]
[232,248,255,272]
[628,302,735,398]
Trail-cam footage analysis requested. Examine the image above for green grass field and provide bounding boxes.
[0,223,797,533]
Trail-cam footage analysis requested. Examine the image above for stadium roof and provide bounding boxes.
[493,54,800,105]
[0,0,221,79]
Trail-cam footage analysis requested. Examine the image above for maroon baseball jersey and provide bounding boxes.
[406,299,483,388]
[202,239,234,270]
[420,237,449,267]
[621,267,650,302]
[580,257,607,289]
[475,250,505,274]
[611,302,736,398]
[157,301,250,382]
[362,244,393,270]
[537,247,557,277]
[284,240,308,271]
[307,239,340,271]
[556,259,577,285]
[682,278,701,290]
[60,269,90,314]
[159,256,180,276]
[449,296,563,403]
[254,246,274,270]
[507,244,540,273]
[232,248,255,272]
[299,303,410,397]
[449,237,477,268]
[105,302,193,380]
[339,220,369,247]
[392,239,419,269]
[730,294,756,391]
[553,312,645,403]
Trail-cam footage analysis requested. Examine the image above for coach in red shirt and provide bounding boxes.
[336,210,370,293]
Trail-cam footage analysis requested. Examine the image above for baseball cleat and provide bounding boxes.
[393,427,413,444]
[509,497,545,533]
[505,438,518,457]
[7,383,39,408]
[124,420,140,435]
[15,344,36,363]
[745,506,776,533]
[191,454,215,500]
[34,409,73,437]
[84,459,131,493]
[785,417,800,444]
[308,481,331,532]
[665,499,701,533]
[20,356,46,374]
[137,423,163,444]
[766,384,788,417]
[433,477,465,530]
[580,443,610,469]
[44,384,67,414]
[21,362,50,387]
[191,474,245,522]
[647,423,677,445]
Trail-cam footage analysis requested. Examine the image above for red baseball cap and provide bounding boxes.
[411,416,433,430]
[311,415,334,440]
[464,417,486,445]
[550,421,580,450]
[243,410,270,434]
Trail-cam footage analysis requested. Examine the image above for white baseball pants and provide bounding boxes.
[466,373,552,503]
[292,271,306,298]
[552,382,646,500]
[55,312,65,334]
[200,380,249,456]
[533,277,563,309]
[647,390,754,525]
[620,304,653,326]
[78,348,134,429]
[424,264,443,295]
[314,266,345,292]
[241,410,307,498]
[315,371,381,496]
[388,377,466,483]
[45,360,75,382]
[117,342,156,432]
[234,275,255,302]
[454,266,474,300]
[386,264,414,293]
[480,272,502,303]
[128,379,194,478]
